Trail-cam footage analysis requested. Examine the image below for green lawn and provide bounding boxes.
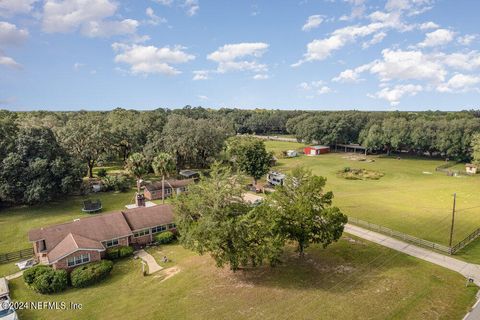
[264,141,480,247]
[0,191,136,254]
[9,239,477,320]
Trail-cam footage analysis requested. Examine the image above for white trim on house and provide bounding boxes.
[48,248,105,265]
[66,253,91,267]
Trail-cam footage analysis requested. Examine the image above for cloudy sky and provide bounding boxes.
[0,0,479,111]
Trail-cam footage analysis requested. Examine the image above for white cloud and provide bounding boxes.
[73,62,85,70]
[253,74,269,80]
[298,81,331,95]
[370,84,423,106]
[0,0,37,17]
[146,7,167,25]
[333,69,361,83]
[207,42,269,73]
[385,0,433,16]
[362,32,387,49]
[458,34,477,46]
[153,0,174,5]
[435,51,480,71]
[82,19,138,38]
[42,0,138,37]
[197,95,208,100]
[340,0,366,21]
[112,43,195,75]
[368,49,446,83]
[302,15,324,31]
[0,49,21,69]
[183,0,199,16]
[192,70,209,80]
[0,21,28,45]
[437,74,480,93]
[419,21,439,30]
[418,28,454,47]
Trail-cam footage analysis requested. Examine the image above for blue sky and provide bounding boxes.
[0,0,479,111]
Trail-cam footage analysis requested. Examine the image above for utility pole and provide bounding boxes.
[449,193,457,248]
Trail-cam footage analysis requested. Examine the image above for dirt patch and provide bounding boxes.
[338,168,384,180]
[154,266,181,282]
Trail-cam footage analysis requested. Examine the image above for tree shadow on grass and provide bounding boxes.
[226,238,420,293]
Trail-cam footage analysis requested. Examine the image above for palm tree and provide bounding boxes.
[152,153,176,204]
[125,152,149,193]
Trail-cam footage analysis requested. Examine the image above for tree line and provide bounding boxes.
[2,107,480,205]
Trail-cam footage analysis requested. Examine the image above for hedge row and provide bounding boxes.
[154,231,175,244]
[70,260,114,288]
[105,246,134,260]
[23,260,114,293]
[23,265,68,294]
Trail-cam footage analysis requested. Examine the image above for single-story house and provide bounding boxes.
[28,205,176,271]
[144,179,194,201]
[304,145,330,156]
[466,164,478,174]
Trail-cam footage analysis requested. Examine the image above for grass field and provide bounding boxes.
[9,240,477,320]
[265,140,480,248]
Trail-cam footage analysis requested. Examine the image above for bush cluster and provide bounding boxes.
[70,260,114,288]
[23,265,68,294]
[96,168,108,178]
[154,231,175,244]
[105,246,134,260]
[101,174,130,192]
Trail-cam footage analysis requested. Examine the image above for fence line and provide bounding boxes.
[0,248,34,264]
[347,217,452,254]
[451,227,480,254]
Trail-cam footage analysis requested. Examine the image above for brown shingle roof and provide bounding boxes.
[122,204,175,231]
[28,211,133,252]
[144,179,193,192]
[47,233,105,263]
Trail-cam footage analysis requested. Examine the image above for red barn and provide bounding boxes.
[304,145,330,156]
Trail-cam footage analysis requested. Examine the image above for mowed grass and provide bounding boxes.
[265,141,480,247]
[10,240,477,320]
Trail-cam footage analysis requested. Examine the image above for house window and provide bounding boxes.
[151,225,167,234]
[67,253,90,267]
[105,239,119,248]
[133,229,150,237]
[165,188,172,195]
[168,223,176,229]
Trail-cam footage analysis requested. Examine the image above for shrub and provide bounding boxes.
[24,266,68,294]
[97,168,108,178]
[101,174,130,192]
[106,246,134,260]
[70,260,114,288]
[23,265,51,285]
[154,231,175,244]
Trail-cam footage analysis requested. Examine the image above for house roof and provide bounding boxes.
[144,179,194,192]
[29,211,133,249]
[29,204,176,264]
[466,163,477,168]
[179,170,199,178]
[308,145,330,149]
[47,233,105,263]
[122,204,175,231]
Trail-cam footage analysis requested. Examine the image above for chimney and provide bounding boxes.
[136,193,146,207]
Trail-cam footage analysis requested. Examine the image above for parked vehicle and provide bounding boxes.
[0,278,18,320]
[267,171,286,187]
[15,258,37,271]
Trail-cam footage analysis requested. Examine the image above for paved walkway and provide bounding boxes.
[135,249,163,274]
[345,224,480,320]
[5,271,23,280]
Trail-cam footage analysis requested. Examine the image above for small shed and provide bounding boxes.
[304,145,330,156]
[465,164,478,174]
[179,170,199,180]
[286,150,298,157]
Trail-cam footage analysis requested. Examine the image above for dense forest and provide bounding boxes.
[1,107,480,205]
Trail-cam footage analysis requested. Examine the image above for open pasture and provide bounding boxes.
[266,141,480,248]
